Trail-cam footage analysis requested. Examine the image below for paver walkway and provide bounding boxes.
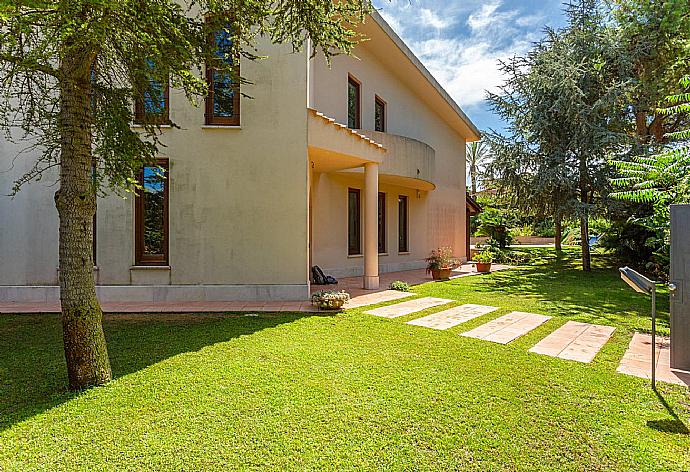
[617,333,690,386]
[406,304,498,330]
[461,311,551,344]
[364,297,453,319]
[529,321,615,363]
[344,290,413,309]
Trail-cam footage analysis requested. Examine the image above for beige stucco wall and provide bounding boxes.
[308,41,468,276]
[0,39,310,297]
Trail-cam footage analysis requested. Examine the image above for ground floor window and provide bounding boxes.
[378,192,386,253]
[398,195,408,253]
[348,188,361,255]
[135,160,169,265]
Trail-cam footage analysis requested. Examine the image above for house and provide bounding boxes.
[0,11,480,303]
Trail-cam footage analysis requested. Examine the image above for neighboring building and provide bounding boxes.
[0,11,480,303]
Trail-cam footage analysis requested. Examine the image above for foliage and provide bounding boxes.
[425,247,459,272]
[610,75,690,274]
[473,248,494,264]
[389,281,411,292]
[476,207,514,248]
[486,0,626,271]
[311,290,351,310]
[465,139,491,196]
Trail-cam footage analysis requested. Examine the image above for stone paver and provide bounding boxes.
[617,333,690,387]
[529,321,615,363]
[461,311,551,344]
[364,297,453,319]
[406,304,498,330]
[344,290,414,309]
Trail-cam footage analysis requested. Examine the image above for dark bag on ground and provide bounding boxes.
[311,266,337,285]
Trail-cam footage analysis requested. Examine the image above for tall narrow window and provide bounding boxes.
[375,96,386,132]
[348,188,361,255]
[136,160,169,265]
[378,192,386,253]
[398,195,408,253]
[134,60,169,124]
[206,25,240,125]
[347,75,361,129]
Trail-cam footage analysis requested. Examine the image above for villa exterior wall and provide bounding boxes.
[308,41,468,277]
[0,39,311,300]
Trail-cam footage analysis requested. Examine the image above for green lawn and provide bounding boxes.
[1,248,688,470]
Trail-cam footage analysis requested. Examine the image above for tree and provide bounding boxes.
[465,139,490,196]
[486,0,625,271]
[611,74,690,273]
[0,0,371,390]
[609,0,690,144]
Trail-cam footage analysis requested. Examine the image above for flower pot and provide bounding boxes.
[317,299,346,311]
[475,262,492,273]
[431,268,452,280]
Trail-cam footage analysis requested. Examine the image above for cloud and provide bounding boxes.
[420,8,453,30]
[373,0,545,109]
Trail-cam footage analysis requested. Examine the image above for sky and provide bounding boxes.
[372,0,568,134]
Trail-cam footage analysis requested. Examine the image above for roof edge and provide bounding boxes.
[368,9,482,141]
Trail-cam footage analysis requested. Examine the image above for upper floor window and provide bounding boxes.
[135,160,169,266]
[134,60,169,124]
[206,26,240,126]
[375,96,386,132]
[347,75,361,129]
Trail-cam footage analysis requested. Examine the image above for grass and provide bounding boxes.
[0,248,688,470]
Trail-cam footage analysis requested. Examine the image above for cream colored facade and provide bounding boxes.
[0,11,479,302]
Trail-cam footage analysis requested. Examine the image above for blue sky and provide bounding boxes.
[373,0,568,134]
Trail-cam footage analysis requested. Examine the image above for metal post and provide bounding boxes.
[651,286,656,390]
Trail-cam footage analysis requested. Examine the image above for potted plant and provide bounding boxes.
[474,248,493,273]
[311,290,350,311]
[425,247,459,280]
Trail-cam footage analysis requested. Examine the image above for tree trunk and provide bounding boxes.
[579,157,591,272]
[55,49,111,390]
[554,215,562,252]
[470,162,477,196]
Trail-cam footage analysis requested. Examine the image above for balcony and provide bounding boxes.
[363,130,435,191]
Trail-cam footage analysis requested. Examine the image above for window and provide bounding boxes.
[347,75,361,129]
[378,192,386,253]
[134,60,170,124]
[375,96,386,132]
[135,160,169,265]
[348,188,361,255]
[206,25,240,125]
[398,195,408,253]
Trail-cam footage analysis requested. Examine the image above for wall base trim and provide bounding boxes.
[0,284,310,303]
[324,260,426,279]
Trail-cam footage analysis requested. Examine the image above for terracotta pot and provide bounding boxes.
[475,262,492,273]
[431,268,452,280]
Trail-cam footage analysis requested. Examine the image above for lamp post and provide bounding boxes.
[619,267,657,389]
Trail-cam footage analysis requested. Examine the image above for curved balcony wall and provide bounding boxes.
[362,130,436,190]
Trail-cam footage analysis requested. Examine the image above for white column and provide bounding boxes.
[363,162,379,290]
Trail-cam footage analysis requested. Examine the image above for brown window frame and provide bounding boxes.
[205,25,241,126]
[135,159,170,266]
[348,187,362,256]
[378,192,386,254]
[398,195,409,253]
[134,76,170,125]
[375,95,386,132]
[347,75,361,129]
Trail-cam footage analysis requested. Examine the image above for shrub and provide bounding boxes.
[389,281,411,292]
[425,247,459,273]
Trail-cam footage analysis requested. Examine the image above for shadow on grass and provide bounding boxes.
[647,388,690,435]
[0,311,323,433]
